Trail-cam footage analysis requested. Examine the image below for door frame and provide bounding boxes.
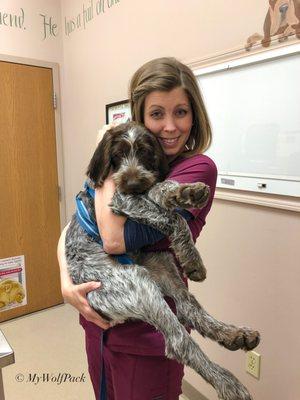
[0,53,66,228]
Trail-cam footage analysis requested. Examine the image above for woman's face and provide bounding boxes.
[143,87,193,160]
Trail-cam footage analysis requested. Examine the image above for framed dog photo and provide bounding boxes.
[106,100,132,124]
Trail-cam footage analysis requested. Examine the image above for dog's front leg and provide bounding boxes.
[279,24,296,41]
[110,190,207,281]
[147,180,210,211]
[110,190,171,227]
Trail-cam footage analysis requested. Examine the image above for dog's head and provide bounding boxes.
[267,0,300,34]
[87,122,169,194]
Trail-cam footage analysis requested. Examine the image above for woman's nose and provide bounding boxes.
[163,116,176,132]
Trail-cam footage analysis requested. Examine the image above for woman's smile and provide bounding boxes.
[158,136,181,148]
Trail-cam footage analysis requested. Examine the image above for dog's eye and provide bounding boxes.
[138,149,151,160]
[138,149,147,157]
[112,151,123,160]
[138,150,154,167]
[111,152,124,165]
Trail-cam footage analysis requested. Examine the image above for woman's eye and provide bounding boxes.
[150,111,163,119]
[176,108,188,117]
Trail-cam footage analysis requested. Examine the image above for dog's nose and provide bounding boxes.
[279,3,288,14]
[125,180,143,193]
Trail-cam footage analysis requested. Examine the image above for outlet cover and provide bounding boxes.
[246,351,261,379]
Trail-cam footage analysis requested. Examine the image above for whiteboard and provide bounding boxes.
[195,46,300,197]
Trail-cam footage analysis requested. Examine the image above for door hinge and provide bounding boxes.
[53,92,58,109]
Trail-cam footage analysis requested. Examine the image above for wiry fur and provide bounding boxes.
[65,122,260,400]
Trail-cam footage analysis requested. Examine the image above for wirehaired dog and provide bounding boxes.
[65,122,260,400]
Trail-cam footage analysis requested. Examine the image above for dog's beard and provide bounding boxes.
[113,165,157,195]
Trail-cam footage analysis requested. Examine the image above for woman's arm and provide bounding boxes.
[96,178,193,253]
[57,224,110,329]
[95,175,127,254]
[95,155,217,254]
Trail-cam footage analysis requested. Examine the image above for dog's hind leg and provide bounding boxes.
[140,253,260,353]
[174,289,260,352]
[87,263,253,400]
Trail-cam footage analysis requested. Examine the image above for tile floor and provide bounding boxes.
[1,304,187,400]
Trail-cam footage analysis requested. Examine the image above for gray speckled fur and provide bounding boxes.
[65,180,260,400]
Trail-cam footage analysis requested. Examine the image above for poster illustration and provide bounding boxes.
[0,255,27,312]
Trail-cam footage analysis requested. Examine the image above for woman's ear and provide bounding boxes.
[86,129,113,187]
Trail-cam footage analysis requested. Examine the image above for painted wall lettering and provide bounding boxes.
[40,14,58,40]
[0,8,25,30]
[0,6,58,40]
[107,0,120,8]
[1,1,122,40]
[65,0,121,36]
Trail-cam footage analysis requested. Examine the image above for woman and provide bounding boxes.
[57,57,217,400]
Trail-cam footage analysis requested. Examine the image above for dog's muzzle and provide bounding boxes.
[113,165,157,195]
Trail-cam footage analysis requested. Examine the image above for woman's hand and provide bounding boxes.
[62,280,111,330]
[57,224,111,330]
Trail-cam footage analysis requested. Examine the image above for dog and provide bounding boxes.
[65,122,260,400]
[245,0,300,50]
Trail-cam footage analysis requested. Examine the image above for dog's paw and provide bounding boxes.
[219,327,260,352]
[186,269,206,282]
[261,37,271,47]
[278,33,289,42]
[184,262,207,282]
[165,182,210,210]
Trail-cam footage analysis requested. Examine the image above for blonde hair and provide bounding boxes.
[129,57,212,155]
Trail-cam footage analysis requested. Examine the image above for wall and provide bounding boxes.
[59,2,300,399]
[1,1,300,399]
[59,0,269,216]
[0,0,62,62]
[189,201,300,400]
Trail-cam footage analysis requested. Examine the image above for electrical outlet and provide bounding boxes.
[246,351,261,379]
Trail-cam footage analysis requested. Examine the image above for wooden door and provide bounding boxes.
[0,61,63,322]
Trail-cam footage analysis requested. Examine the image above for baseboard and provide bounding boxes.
[182,379,209,400]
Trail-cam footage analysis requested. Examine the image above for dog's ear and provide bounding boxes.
[153,138,169,181]
[86,129,113,187]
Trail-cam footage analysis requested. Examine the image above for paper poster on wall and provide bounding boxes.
[0,255,27,312]
[106,100,131,124]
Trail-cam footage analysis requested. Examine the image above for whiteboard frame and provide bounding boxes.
[193,44,300,211]
[194,43,300,77]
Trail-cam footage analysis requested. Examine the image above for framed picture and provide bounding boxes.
[106,100,131,124]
